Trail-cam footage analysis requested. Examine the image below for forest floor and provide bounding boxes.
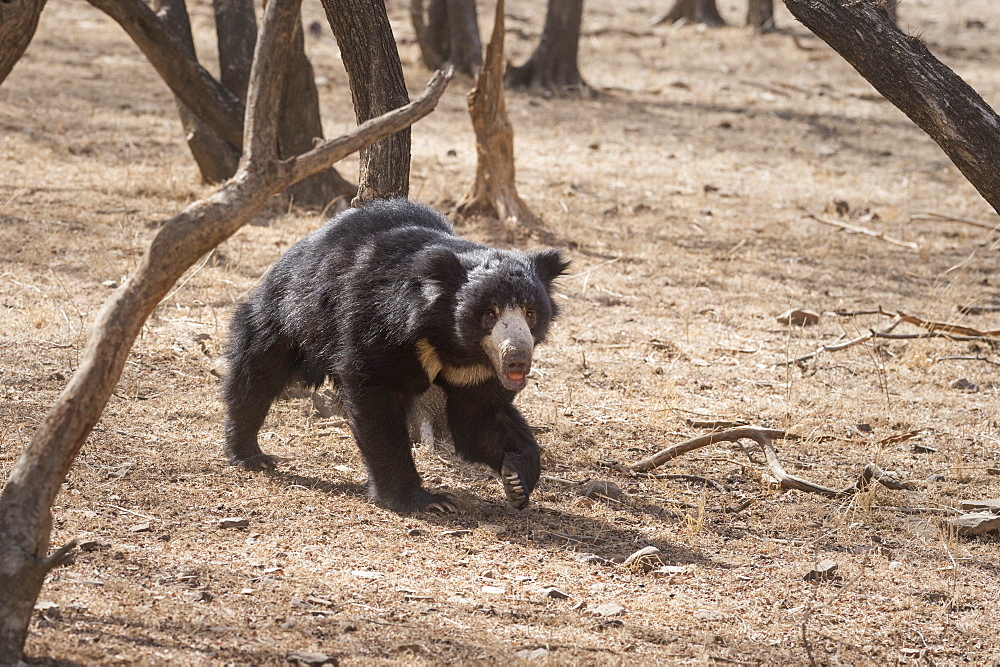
[3,0,1000,664]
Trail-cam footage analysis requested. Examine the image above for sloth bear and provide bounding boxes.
[222,199,569,513]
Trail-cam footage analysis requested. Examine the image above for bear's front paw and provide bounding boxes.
[229,453,278,471]
[377,488,458,514]
[501,464,529,509]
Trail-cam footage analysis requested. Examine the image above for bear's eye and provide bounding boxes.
[482,307,500,328]
[524,306,536,324]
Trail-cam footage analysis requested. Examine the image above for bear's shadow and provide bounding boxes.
[263,468,716,567]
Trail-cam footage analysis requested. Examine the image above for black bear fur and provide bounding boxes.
[222,199,569,512]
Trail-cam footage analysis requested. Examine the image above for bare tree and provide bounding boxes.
[457,0,534,224]
[655,0,726,27]
[320,0,412,203]
[781,0,1000,214]
[0,0,47,86]
[411,0,483,78]
[0,0,452,654]
[505,0,589,96]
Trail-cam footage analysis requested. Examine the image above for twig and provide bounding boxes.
[629,428,915,498]
[805,214,918,249]
[106,504,157,521]
[775,315,903,367]
[933,355,1000,367]
[880,308,1000,338]
[629,427,798,473]
[644,473,730,493]
[910,211,1000,232]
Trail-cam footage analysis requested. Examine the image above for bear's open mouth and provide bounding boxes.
[502,371,527,391]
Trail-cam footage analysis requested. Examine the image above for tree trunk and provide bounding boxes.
[746,0,774,33]
[278,15,358,211]
[782,0,1000,215]
[505,0,589,96]
[0,23,450,653]
[655,0,726,26]
[213,0,256,103]
[88,0,246,149]
[320,0,412,204]
[153,0,240,183]
[412,0,483,78]
[0,0,48,87]
[457,0,534,224]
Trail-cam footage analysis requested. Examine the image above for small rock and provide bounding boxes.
[219,517,250,529]
[622,546,666,573]
[481,569,497,579]
[542,587,571,599]
[856,423,873,433]
[78,540,110,552]
[442,529,472,537]
[188,590,213,602]
[516,648,550,660]
[777,308,820,326]
[693,608,726,621]
[34,600,60,618]
[652,565,693,578]
[130,523,152,533]
[947,512,1000,537]
[481,585,506,595]
[101,279,118,288]
[285,649,335,666]
[407,528,427,537]
[480,523,505,534]
[927,473,945,482]
[580,553,610,565]
[912,443,937,454]
[580,480,625,502]
[959,499,1000,513]
[950,378,979,392]
[306,595,334,607]
[589,602,624,617]
[804,559,840,582]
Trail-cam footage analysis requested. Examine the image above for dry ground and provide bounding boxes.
[3,0,1000,663]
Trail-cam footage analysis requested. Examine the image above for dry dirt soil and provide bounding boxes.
[3,0,1000,664]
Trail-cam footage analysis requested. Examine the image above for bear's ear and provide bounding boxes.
[531,248,571,287]
[416,246,467,291]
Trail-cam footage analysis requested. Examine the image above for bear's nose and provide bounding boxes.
[502,353,530,375]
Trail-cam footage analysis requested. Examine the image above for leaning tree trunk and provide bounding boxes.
[0,0,48,86]
[746,0,774,33]
[411,0,482,78]
[320,0,411,203]
[278,15,358,211]
[457,0,534,224]
[0,3,450,647]
[782,0,1000,215]
[655,0,726,26]
[505,0,589,95]
[153,0,239,183]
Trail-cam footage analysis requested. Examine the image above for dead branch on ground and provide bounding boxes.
[629,427,914,498]
[775,315,903,367]
[805,214,918,250]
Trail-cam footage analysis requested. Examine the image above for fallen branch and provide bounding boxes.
[806,214,918,250]
[629,427,915,499]
[910,211,1000,233]
[880,308,1000,338]
[775,315,903,367]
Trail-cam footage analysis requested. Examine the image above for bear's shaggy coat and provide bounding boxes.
[223,200,568,512]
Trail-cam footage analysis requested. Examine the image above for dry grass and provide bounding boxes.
[2,0,1000,663]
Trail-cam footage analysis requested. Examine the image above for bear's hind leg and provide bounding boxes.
[223,330,299,471]
[343,389,457,513]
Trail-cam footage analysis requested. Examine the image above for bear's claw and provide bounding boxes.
[230,453,277,471]
[501,465,529,509]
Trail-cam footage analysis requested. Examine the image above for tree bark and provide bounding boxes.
[88,0,246,149]
[0,0,48,87]
[411,0,482,78]
[0,0,452,645]
[505,0,589,96]
[278,15,358,211]
[153,0,240,183]
[457,0,534,224]
[746,0,774,33]
[320,0,412,204]
[655,0,726,27]
[213,0,256,103]
[783,0,1000,216]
